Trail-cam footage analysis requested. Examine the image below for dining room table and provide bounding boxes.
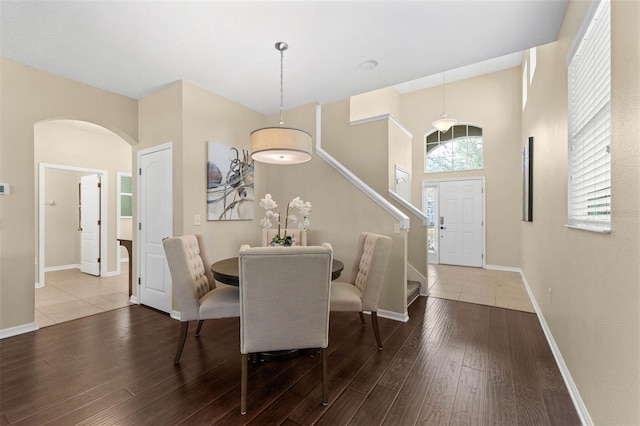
[211,256,344,287]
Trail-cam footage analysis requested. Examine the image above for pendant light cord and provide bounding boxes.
[442,72,446,113]
[279,47,284,126]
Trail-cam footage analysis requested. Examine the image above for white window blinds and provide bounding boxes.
[567,0,611,231]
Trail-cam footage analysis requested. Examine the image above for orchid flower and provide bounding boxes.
[259,194,312,245]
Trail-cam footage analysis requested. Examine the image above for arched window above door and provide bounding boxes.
[425,124,483,173]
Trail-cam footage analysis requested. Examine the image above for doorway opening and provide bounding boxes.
[34,119,133,327]
[38,164,108,286]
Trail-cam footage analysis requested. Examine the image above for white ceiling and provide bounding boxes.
[1,0,568,115]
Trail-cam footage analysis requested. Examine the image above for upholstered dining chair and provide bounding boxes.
[329,232,392,350]
[238,244,333,415]
[261,228,307,246]
[162,234,240,364]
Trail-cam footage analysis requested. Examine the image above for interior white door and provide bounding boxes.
[138,144,173,313]
[80,174,101,276]
[439,179,484,267]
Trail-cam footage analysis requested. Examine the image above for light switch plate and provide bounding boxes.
[194,214,201,226]
[0,183,10,195]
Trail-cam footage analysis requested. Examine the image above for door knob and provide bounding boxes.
[440,226,446,230]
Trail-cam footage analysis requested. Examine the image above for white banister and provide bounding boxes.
[315,104,410,230]
[388,190,429,226]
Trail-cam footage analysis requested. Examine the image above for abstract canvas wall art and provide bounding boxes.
[207,142,254,221]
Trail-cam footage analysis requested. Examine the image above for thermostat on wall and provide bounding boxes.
[0,183,10,195]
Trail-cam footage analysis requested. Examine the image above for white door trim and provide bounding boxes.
[422,177,486,268]
[37,163,109,287]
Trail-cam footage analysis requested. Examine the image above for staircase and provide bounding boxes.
[407,280,421,306]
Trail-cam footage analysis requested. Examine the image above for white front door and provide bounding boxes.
[138,143,173,313]
[439,179,484,267]
[80,174,101,276]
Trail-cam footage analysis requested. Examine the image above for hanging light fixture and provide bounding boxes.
[250,42,312,165]
[431,72,457,133]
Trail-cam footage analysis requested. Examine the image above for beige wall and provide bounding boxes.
[400,68,523,268]
[0,58,137,330]
[388,120,412,196]
[43,169,86,268]
[35,121,132,272]
[388,120,427,277]
[301,100,407,314]
[137,81,266,308]
[520,0,640,424]
[180,81,266,257]
[350,85,428,282]
[350,87,401,121]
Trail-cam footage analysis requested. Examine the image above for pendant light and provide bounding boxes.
[431,72,457,133]
[250,42,312,165]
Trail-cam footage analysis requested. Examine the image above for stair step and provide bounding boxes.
[407,280,421,306]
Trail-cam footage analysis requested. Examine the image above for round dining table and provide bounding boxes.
[211,257,344,286]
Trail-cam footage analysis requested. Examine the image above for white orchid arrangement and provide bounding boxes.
[259,193,312,246]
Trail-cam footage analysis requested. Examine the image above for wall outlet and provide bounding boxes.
[548,288,552,303]
[393,223,400,234]
[194,214,201,226]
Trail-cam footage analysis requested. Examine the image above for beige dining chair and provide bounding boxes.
[238,244,332,415]
[329,232,392,350]
[261,228,307,246]
[163,234,240,364]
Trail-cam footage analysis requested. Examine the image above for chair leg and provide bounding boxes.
[358,311,366,327]
[371,312,383,350]
[195,320,204,336]
[174,322,189,364]
[241,353,248,415]
[321,347,328,406]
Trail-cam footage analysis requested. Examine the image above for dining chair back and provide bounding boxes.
[163,234,240,364]
[261,228,307,246]
[329,232,392,350]
[238,243,332,414]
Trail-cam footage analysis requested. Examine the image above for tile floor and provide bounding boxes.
[36,265,533,328]
[35,268,132,328]
[428,264,535,313]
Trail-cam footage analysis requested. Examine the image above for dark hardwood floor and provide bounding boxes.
[0,297,580,425]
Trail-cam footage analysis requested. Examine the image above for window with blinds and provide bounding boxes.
[567,0,611,232]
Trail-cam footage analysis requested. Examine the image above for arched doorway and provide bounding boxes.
[34,119,133,327]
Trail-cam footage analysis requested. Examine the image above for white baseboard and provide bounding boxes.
[44,264,80,272]
[486,264,521,273]
[171,311,181,321]
[377,308,409,323]
[518,270,593,426]
[35,282,44,288]
[129,295,139,304]
[101,270,122,277]
[0,322,38,339]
